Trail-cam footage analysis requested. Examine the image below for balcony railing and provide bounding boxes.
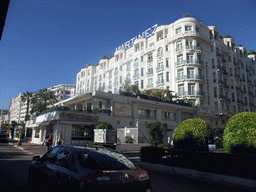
[178,91,186,96]
[147,71,153,76]
[133,74,139,79]
[146,83,154,88]
[156,79,165,85]
[156,65,164,71]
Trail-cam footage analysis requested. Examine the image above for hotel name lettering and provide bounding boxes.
[116,24,158,51]
[59,112,99,122]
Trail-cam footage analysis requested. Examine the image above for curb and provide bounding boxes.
[8,142,40,156]
[139,162,256,191]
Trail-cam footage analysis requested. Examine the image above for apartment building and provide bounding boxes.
[75,17,256,127]
[9,84,75,124]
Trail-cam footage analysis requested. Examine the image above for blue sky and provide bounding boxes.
[1,0,256,109]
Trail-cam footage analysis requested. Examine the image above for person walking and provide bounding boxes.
[47,135,53,151]
[56,132,64,146]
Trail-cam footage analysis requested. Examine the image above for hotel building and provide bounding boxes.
[75,17,256,127]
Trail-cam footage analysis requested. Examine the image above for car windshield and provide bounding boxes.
[78,148,136,170]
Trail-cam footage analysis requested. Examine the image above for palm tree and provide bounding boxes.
[31,88,58,114]
[21,91,33,121]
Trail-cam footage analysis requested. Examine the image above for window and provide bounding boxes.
[186,40,192,49]
[148,53,153,63]
[120,76,122,84]
[185,25,192,31]
[188,83,195,95]
[212,59,215,68]
[55,148,70,169]
[141,56,143,62]
[41,147,60,164]
[115,67,118,75]
[134,58,139,67]
[141,68,144,76]
[157,61,164,70]
[138,109,156,119]
[178,69,184,80]
[127,74,131,82]
[157,73,164,84]
[176,41,183,51]
[109,71,112,78]
[166,45,169,51]
[114,77,118,86]
[149,42,154,47]
[148,67,153,75]
[120,66,122,71]
[162,111,176,121]
[141,80,144,89]
[215,102,218,111]
[187,54,193,63]
[213,72,216,82]
[166,58,169,67]
[214,87,217,97]
[211,46,214,52]
[166,72,169,82]
[176,27,181,34]
[134,69,139,78]
[187,68,194,79]
[157,47,163,57]
[108,81,112,89]
[177,55,183,65]
[126,62,131,71]
[148,78,153,88]
[178,84,185,96]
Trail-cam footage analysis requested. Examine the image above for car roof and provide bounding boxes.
[58,144,115,154]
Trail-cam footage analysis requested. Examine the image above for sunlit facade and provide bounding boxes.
[75,17,256,127]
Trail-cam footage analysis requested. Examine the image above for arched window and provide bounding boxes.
[134,58,139,67]
[157,47,163,57]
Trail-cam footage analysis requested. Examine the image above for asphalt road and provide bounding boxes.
[0,142,248,192]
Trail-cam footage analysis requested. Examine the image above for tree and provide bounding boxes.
[173,118,210,151]
[31,88,58,114]
[183,13,190,17]
[102,55,109,59]
[21,91,33,121]
[247,50,256,55]
[145,122,167,146]
[223,112,256,154]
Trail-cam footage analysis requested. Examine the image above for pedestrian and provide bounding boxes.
[47,135,53,151]
[56,132,64,146]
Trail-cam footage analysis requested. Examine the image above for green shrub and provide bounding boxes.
[145,122,167,146]
[96,123,113,129]
[223,112,256,154]
[125,136,134,143]
[173,118,210,151]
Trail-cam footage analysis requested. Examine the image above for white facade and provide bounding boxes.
[9,84,76,124]
[75,17,256,127]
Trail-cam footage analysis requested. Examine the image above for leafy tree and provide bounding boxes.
[247,50,256,55]
[173,118,210,151]
[31,88,58,114]
[97,123,113,129]
[145,122,167,146]
[223,112,256,154]
[102,55,109,59]
[21,91,33,121]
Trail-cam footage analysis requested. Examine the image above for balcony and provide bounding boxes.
[113,82,118,87]
[133,74,139,79]
[186,74,205,81]
[146,83,154,88]
[186,45,202,52]
[156,79,165,85]
[175,75,185,81]
[147,71,153,76]
[176,47,183,53]
[188,91,196,95]
[156,65,164,71]
[178,91,186,96]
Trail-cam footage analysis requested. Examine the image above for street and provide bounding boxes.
[0,142,248,192]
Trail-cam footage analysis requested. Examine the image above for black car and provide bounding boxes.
[28,145,151,192]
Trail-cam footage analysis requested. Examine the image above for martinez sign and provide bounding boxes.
[116,24,158,51]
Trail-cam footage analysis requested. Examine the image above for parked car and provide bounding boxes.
[28,145,151,192]
[0,134,8,143]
